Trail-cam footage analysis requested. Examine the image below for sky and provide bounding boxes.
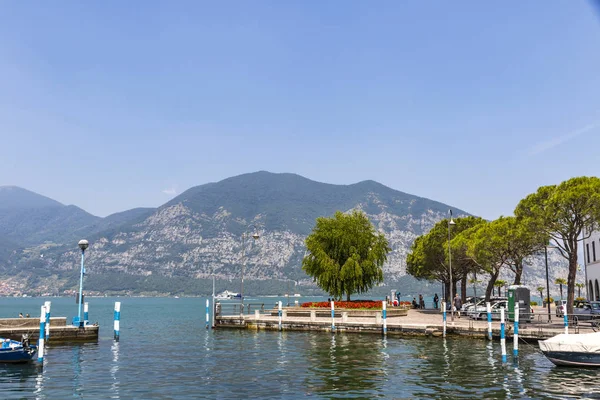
[1,1,599,218]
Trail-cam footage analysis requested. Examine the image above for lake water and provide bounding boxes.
[1,296,599,399]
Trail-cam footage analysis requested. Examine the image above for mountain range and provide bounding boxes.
[0,172,566,297]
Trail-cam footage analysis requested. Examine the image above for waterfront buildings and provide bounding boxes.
[584,230,600,301]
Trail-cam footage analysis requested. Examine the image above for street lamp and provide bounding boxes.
[448,210,456,321]
[76,239,89,328]
[241,228,260,315]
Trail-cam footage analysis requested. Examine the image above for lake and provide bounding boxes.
[1,296,598,399]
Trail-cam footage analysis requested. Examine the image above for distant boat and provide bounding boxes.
[293,294,301,297]
[539,331,600,367]
[215,290,241,300]
[0,336,37,363]
[174,296,180,299]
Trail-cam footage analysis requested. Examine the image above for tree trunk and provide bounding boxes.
[461,275,467,301]
[485,270,500,302]
[567,249,578,316]
[346,293,350,302]
[513,260,523,285]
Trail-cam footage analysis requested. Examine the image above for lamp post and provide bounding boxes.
[241,228,260,315]
[448,210,456,321]
[77,239,89,328]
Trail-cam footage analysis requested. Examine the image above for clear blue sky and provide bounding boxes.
[1,1,599,218]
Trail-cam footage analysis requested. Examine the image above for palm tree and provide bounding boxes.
[494,280,507,297]
[537,286,545,304]
[555,278,567,300]
[576,283,585,298]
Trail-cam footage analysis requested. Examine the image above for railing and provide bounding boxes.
[215,302,275,317]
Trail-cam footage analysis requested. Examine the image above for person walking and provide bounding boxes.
[419,294,425,309]
[453,293,462,318]
[433,293,439,309]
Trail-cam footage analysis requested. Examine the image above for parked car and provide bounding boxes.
[461,296,483,311]
[571,301,600,321]
[555,300,567,317]
[470,300,535,321]
[466,297,507,318]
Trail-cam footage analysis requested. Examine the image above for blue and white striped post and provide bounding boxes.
[564,309,569,334]
[278,301,283,331]
[84,302,89,326]
[513,303,519,358]
[500,308,507,363]
[486,302,492,341]
[442,301,447,337]
[331,301,335,331]
[37,305,46,362]
[44,301,51,341]
[114,302,121,341]
[205,299,210,329]
[382,300,387,335]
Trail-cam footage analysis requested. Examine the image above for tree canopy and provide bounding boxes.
[406,216,484,301]
[515,176,600,315]
[302,210,390,301]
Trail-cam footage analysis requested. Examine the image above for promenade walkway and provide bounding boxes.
[216,305,594,341]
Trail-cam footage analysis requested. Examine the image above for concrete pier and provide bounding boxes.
[0,317,99,342]
[216,307,592,341]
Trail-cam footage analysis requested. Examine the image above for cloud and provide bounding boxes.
[530,122,599,155]
[162,187,177,195]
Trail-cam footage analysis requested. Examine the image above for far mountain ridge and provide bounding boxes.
[0,171,476,296]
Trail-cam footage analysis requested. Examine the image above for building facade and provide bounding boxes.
[584,230,600,301]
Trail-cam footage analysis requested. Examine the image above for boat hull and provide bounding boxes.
[0,347,37,363]
[542,351,600,367]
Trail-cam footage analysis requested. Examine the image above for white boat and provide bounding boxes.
[293,294,301,297]
[539,331,600,367]
[214,290,241,300]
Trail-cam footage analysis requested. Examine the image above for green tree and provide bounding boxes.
[555,278,567,300]
[302,210,390,301]
[576,282,585,298]
[494,279,507,297]
[452,220,510,302]
[406,216,485,303]
[498,217,547,285]
[537,286,545,303]
[515,176,600,315]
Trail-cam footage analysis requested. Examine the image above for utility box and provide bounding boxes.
[508,285,531,323]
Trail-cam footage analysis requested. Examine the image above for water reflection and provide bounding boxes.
[0,363,42,397]
[110,341,120,399]
[304,333,386,397]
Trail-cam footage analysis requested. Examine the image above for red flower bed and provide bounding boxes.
[301,300,382,310]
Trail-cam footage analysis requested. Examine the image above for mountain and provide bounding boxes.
[2,172,471,295]
[0,172,569,297]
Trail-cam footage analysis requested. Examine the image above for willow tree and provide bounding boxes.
[302,210,390,301]
[406,216,484,302]
[515,176,600,315]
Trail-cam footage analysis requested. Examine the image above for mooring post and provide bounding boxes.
[331,301,335,331]
[564,309,569,334]
[84,302,89,326]
[114,302,121,341]
[513,303,519,358]
[205,299,210,329]
[44,301,51,341]
[278,301,283,331]
[500,308,506,363]
[382,300,387,335]
[38,305,46,362]
[486,302,492,341]
[442,301,447,337]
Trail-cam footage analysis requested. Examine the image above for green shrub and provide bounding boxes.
[530,301,538,306]
[544,297,554,304]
